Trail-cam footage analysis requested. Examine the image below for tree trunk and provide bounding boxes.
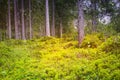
[91,0,97,32]
[14,0,19,39]
[29,0,32,39]
[45,0,50,36]
[25,17,28,39]
[21,0,25,40]
[0,31,1,41]
[8,0,12,39]
[77,0,84,47]
[92,16,97,32]
[51,0,55,36]
[60,19,62,38]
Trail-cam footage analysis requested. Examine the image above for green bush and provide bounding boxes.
[99,35,120,54]
[0,34,120,80]
[80,34,103,48]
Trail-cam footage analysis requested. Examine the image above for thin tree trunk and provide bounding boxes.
[78,0,84,47]
[25,17,28,39]
[60,19,62,38]
[8,0,12,39]
[45,0,50,36]
[21,0,25,40]
[91,0,97,32]
[51,0,55,36]
[0,30,1,40]
[92,16,97,32]
[14,0,19,39]
[17,0,21,39]
[29,0,32,39]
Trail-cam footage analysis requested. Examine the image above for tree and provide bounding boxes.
[77,0,85,46]
[8,0,12,39]
[45,0,50,36]
[91,0,97,32]
[14,0,19,39]
[51,0,55,36]
[21,0,25,40]
[29,0,32,39]
[60,19,63,38]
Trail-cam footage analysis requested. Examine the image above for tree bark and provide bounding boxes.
[14,0,19,39]
[77,0,84,47]
[8,0,12,39]
[60,19,62,38]
[29,0,32,39]
[91,0,97,32]
[51,0,55,36]
[45,0,50,36]
[21,0,25,40]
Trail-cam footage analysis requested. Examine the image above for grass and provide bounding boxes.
[0,35,120,80]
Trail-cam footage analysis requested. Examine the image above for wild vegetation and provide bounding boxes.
[0,0,120,80]
[0,34,120,80]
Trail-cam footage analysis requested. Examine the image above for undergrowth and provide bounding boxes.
[0,34,120,80]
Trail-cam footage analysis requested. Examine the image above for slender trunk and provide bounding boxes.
[29,0,32,39]
[21,0,25,40]
[0,30,1,40]
[51,0,55,36]
[25,17,28,39]
[92,16,97,32]
[14,0,19,39]
[78,0,84,47]
[45,0,50,36]
[8,0,12,39]
[6,14,8,39]
[92,0,97,32]
[60,19,62,38]
[17,0,21,39]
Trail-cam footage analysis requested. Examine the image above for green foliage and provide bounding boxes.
[80,34,104,48]
[99,35,120,54]
[0,34,120,80]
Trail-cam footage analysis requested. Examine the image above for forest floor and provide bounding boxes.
[0,34,120,80]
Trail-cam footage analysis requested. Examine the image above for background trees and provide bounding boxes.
[0,0,119,45]
[29,0,32,39]
[21,0,25,40]
[14,0,19,39]
[8,0,12,39]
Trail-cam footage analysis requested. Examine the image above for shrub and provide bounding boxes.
[80,34,103,48]
[99,35,120,54]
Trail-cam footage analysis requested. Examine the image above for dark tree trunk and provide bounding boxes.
[14,0,19,39]
[8,0,12,39]
[45,0,50,36]
[91,0,97,32]
[78,0,85,47]
[21,0,25,40]
[60,19,62,38]
[51,0,55,36]
[29,0,32,39]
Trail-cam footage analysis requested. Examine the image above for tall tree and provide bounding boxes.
[45,0,50,36]
[21,0,25,40]
[91,0,97,32]
[8,0,12,39]
[60,19,63,38]
[51,0,55,36]
[77,0,85,46]
[14,0,19,39]
[29,0,32,39]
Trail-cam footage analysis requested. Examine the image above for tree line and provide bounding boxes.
[0,0,120,46]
